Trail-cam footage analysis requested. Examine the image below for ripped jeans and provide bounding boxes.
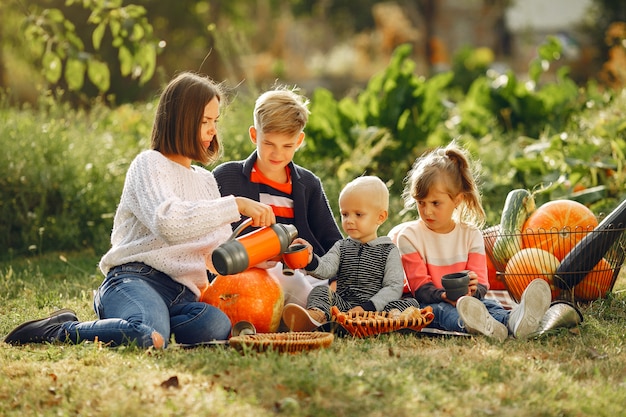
[59,262,231,348]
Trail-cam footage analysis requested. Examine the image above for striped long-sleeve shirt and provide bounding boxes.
[304,236,404,310]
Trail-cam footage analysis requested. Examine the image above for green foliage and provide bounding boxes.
[454,37,582,139]
[303,40,623,227]
[491,36,581,130]
[305,44,453,191]
[2,40,626,256]
[0,92,152,258]
[0,83,259,258]
[1,252,626,417]
[472,87,626,224]
[449,45,495,93]
[20,0,159,101]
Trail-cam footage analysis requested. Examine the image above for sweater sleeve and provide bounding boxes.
[305,240,342,279]
[414,283,445,304]
[122,151,240,245]
[396,229,445,303]
[466,229,489,298]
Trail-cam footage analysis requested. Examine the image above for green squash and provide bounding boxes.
[492,189,536,264]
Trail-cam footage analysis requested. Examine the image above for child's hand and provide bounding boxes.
[442,270,477,305]
[348,306,365,314]
[291,238,314,263]
[467,270,478,296]
[235,197,275,227]
[441,292,458,306]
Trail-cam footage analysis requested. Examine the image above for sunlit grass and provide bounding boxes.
[1,252,625,417]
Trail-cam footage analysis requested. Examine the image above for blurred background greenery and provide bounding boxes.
[1,0,625,259]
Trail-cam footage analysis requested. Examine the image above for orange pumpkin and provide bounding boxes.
[200,268,284,333]
[522,200,598,260]
[504,247,560,302]
[483,225,506,290]
[573,258,614,301]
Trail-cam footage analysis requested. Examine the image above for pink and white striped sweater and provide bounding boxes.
[394,219,489,298]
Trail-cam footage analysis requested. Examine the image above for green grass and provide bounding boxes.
[1,251,626,417]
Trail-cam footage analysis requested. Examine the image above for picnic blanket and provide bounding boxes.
[485,289,518,310]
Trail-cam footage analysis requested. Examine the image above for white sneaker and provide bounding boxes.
[282,304,324,332]
[507,279,552,339]
[457,296,508,342]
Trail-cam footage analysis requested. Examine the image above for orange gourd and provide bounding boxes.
[504,247,560,302]
[573,258,614,301]
[200,268,284,333]
[522,200,598,260]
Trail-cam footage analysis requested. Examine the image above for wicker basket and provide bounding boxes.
[229,332,334,353]
[330,305,435,338]
[483,226,626,303]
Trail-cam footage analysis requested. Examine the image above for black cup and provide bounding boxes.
[441,271,470,301]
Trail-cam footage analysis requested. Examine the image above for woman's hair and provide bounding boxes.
[253,85,310,136]
[340,175,389,212]
[402,141,485,227]
[151,71,224,165]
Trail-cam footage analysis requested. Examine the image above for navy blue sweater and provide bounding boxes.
[213,151,343,256]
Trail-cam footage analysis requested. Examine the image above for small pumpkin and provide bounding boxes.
[573,258,614,302]
[522,199,598,260]
[200,268,284,333]
[554,198,626,289]
[504,247,560,302]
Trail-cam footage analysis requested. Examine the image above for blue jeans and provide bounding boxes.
[426,298,510,333]
[59,262,231,348]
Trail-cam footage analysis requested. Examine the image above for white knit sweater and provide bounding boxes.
[99,150,240,297]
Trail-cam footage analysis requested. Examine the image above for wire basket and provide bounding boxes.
[229,332,334,353]
[483,225,626,303]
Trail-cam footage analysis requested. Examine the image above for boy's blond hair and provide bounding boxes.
[340,176,389,212]
[253,86,310,135]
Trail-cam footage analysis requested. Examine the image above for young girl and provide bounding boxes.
[394,141,551,341]
[4,72,274,348]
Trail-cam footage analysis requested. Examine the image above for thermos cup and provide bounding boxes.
[441,270,470,301]
[212,218,298,275]
[281,243,310,276]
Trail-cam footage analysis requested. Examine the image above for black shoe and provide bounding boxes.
[4,308,78,345]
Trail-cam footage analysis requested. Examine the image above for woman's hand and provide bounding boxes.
[253,259,279,269]
[235,197,276,227]
[205,255,217,275]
